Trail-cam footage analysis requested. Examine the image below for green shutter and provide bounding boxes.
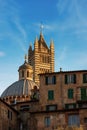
[48,90,54,100]
[68,89,73,99]
[81,88,87,100]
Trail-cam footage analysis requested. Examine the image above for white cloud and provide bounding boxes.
[13,18,27,40]
[0,0,27,52]
[0,51,5,57]
[57,0,69,15]
[56,0,87,36]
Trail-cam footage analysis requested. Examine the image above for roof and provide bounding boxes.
[38,33,49,50]
[39,70,87,76]
[18,61,32,71]
[1,79,38,98]
[0,98,18,113]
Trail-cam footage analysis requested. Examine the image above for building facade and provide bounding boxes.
[0,33,87,130]
[0,98,18,130]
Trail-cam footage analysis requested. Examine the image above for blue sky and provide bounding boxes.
[0,0,87,95]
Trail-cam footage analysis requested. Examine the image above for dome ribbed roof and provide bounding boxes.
[18,61,32,70]
[1,79,38,98]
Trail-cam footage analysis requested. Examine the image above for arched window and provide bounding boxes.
[27,71,29,77]
[22,70,24,77]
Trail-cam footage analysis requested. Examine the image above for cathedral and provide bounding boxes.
[0,32,87,130]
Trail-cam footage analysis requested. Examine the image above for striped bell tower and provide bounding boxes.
[28,32,55,85]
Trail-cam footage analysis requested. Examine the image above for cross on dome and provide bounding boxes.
[24,54,28,63]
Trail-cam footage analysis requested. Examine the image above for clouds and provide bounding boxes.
[56,0,87,29]
[0,51,5,57]
[0,0,28,52]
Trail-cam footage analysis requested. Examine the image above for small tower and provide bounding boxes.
[18,54,33,81]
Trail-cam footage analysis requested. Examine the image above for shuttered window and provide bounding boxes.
[65,103,76,109]
[81,88,87,100]
[83,74,87,83]
[52,76,56,84]
[45,76,48,85]
[44,117,51,127]
[46,105,57,111]
[48,90,54,100]
[68,89,73,99]
[45,76,56,85]
[65,74,76,84]
[68,115,80,126]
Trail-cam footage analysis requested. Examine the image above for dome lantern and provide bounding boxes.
[18,55,33,81]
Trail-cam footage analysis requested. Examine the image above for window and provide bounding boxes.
[65,103,76,109]
[65,74,76,84]
[52,76,56,84]
[20,105,29,111]
[68,89,73,99]
[68,115,80,126]
[8,127,11,130]
[8,110,12,120]
[84,118,87,123]
[81,88,87,100]
[83,74,87,83]
[27,71,29,77]
[44,117,51,127]
[45,76,56,85]
[48,90,54,100]
[22,70,24,77]
[46,105,57,111]
[45,76,48,85]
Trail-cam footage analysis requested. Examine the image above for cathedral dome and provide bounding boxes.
[1,79,38,98]
[1,56,39,103]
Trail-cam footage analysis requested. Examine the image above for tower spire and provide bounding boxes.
[24,54,28,63]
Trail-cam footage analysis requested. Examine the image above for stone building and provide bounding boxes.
[0,32,87,130]
[28,32,54,84]
[0,98,18,130]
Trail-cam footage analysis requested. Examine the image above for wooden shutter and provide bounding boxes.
[68,89,73,99]
[65,75,68,84]
[48,90,54,100]
[52,76,56,84]
[45,76,48,85]
[81,88,86,100]
[73,74,76,83]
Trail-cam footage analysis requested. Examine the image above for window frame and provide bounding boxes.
[44,117,51,127]
[65,74,76,84]
[68,114,80,126]
[83,73,87,83]
[45,76,56,85]
[46,104,57,111]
